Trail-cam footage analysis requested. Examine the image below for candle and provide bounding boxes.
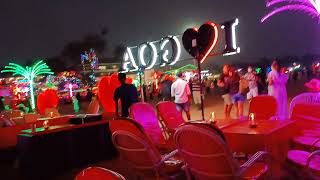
[249,113,257,128]
[20,112,24,117]
[249,113,255,121]
[209,112,216,124]
[43,120,49,129]
[50,112,53,118]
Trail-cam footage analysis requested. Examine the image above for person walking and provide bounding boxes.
[204,77,212,95]
[191,74,202,109]
[161,75,173,101]
[114,73,139,117]
[268,61,288,120]
[244,66,258,100]
[217,64,232,119]
[227,68,246,118]
[171,72,192,120]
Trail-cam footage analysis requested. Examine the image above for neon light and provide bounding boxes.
[138,42,157,70]
[122,47,139,72]
[139,44,148,66]
[171,36,181,65]
[1,60,53,110]
[231,19,240,53]
[222,18,240,56]
[160,39,170,66]
[160,36,181,66]
[200,22,219,64]
[261,0,320,22]
[68,84,73,97]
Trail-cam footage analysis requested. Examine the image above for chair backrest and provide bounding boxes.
[75,167,125,180]
[87,99,100,114]
[249,95,277,120]
[174,123,239,180]
[130,102,166,145]
[156,101,185,134]
[44,108,60,118]
[109,118,161,172]
[24,113,41,124]
[289,92,320,117]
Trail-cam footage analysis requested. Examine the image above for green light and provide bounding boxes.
[1,60,54,111]
[256,68,261,74]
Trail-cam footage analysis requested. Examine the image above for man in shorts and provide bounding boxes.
[244,66,258,99]
[191,74,202,109]
[171,72,192,120]
[228,68,246,118]
[217,64,232,119]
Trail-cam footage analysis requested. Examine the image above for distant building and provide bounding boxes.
[79,57,121,77]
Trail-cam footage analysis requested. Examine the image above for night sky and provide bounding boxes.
[1,0,320,66]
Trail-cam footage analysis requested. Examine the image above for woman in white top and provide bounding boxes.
[268,61,288,120]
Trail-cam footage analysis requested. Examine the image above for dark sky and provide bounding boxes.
[1,0,320,66]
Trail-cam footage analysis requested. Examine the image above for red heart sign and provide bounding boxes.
[182,22,219,64]
[37,89,59,114]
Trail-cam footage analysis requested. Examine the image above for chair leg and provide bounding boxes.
[184,166,193,180]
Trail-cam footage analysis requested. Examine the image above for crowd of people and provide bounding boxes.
[217,62,288,120]
[113,61,289,121]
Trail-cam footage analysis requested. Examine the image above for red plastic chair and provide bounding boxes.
[174,122,268,180]
[290,104,320,150]
[248,95,277,120]
[156,101,185,137]
[109,118,184,179]
[287,140,320,179]
[289,92,320,117]
[130,102,173,150]
[75,167,125,180]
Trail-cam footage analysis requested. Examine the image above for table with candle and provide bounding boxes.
[220,119,299,177]
[37,115,74,126]
[17,120,117,179]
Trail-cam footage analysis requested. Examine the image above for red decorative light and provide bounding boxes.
[199,22,219,64]
[37,89,59,114]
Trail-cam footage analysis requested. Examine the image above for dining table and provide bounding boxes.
[220,119,299,178]
[17,120,117,179]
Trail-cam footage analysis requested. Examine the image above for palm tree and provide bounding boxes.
[1,60,54,111]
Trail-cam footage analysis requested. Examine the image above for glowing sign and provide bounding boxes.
[221,18,240,56]
[122,35,182,72]
[160,36,181,66]
[122,18,240,72]
[138,42,158,70]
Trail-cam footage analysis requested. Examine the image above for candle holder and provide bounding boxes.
[20,112,24,117]
[249,113,257,128]
[208,112,216,124]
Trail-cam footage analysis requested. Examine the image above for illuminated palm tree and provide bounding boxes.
[1,60,54,110]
